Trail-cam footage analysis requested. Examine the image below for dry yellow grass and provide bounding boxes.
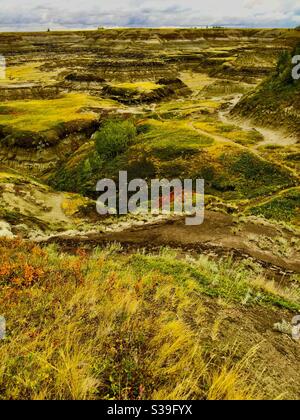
[0,240,262,400]
[0,63,58,86]
[61,194,92,217]
[179,72,215,91]
[0,93,120,132]
[108,81,162,92]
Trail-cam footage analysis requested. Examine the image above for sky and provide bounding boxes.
[0,0,299,31]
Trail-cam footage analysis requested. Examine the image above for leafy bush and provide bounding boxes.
[94,119,136,159]
[49,140,104,197]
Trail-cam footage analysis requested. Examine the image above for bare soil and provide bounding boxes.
[44,210,300,277]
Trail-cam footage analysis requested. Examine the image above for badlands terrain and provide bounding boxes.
[0,28,300,400]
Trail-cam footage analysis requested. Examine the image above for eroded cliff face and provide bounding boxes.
[232,44,300,139]
[1,28,299,97]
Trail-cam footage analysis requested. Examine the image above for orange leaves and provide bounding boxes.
[0,239,87,290]
[22,264,44,286]
[134,279,143,296]
[0,248,45,288]
[4,263,45,288]
[0,262,14,277]
[138,384,145,400]
[31,246,47,258]
[75,248,87,258]
[11,277,23,287]
[105,271,118,293]
[67,259,84,286]
[0,238,23,249]
[24,264,35,284]
[67,248,90,285]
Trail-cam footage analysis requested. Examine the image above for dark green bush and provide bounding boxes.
[94,120,136,159]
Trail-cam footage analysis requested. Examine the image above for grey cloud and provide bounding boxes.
[0,1,299,31]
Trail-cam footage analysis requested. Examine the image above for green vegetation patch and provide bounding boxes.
[94,119,137,160]
[129,253,300,311]
[248,187,300,224]
[232,43,300,135]
[201,80,251,96]
[189,146,295,200]
[156,99,221,118]
[50,117,294,201]
[0,93,119,133]
[194,121,264,145]
[50,118,215,195]
[220,151,295,198]
[136,120,214,159]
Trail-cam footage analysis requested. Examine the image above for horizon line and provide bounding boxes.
[0,25,298,34]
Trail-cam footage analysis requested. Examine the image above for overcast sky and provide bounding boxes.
[0,0,299,31]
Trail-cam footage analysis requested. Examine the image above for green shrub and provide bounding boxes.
[50,150,103,197]
[94,120,136,159]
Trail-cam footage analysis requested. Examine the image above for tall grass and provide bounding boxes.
[1,239,294,400]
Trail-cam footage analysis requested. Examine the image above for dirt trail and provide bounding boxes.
[189,118,299,184]
[188,111,296,164]
[44,211,300,277]
[187,94,300,181]
[219,94,298,148]
[188,121,239,147]
[223,112,298,148]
